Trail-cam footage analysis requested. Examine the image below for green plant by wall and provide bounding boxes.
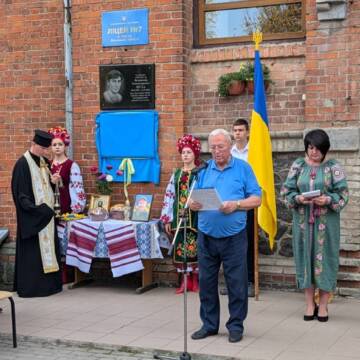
[243,61,272,82]
[218,62,273,97]
[218,67,247,97]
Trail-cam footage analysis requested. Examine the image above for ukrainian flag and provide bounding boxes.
[248,47,277,249]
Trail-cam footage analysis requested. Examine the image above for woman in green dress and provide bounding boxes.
[160,135,201,294]
[281,129,349,322]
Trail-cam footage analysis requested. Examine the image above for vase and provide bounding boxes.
[247,80,270,95]
[247,80,254,94]
[227,80,246,96]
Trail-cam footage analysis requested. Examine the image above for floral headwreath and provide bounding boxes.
[177,134,201,166]
[48,126,71,146]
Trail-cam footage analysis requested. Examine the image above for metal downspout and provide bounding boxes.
[64,0,73,158]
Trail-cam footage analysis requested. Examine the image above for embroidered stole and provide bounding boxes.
[24,151,59,273]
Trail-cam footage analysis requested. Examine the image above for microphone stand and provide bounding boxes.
[154,177,198,360]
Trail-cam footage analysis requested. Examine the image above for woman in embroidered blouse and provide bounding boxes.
[160,134,201,294]
[48,127,86,214]
[281,129,349,322]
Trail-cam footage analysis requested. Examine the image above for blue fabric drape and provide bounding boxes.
[95,111,160,184]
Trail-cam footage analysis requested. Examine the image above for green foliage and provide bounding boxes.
[91,166,113,195]
[218,61,273,97]
[218,68,247,97]
[243,61,272,82]
[244,4,302,35]
[96,179,112,195]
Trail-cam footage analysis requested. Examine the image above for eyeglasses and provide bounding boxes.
[209,145,227,151]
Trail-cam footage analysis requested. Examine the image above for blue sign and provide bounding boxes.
[102,9,149,47]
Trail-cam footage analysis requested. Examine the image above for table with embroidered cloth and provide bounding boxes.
[58,218,164,293]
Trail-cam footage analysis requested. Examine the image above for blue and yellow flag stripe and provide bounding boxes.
[248,48,277,249]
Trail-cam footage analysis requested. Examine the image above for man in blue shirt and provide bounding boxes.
[189,129,261,343]
[220,118,255,297]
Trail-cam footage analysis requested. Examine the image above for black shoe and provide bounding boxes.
[317,307,328,322]
[304,305,318,321]
[220,288,228,295]
[317,315,328,322]
[229,331,243,343]
[191,328,218,340]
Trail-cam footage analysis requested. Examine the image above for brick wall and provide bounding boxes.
[187,44,306,135]
[0,0,65,235]
[69,0,192,285]
[305,0,360,126]
[0,0,192,287]
[1,0,359,293]
[1,0,191,233]
[71,0,190,214]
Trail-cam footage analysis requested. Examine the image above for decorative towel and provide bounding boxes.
[135,221,163,259]
[56,221,67,245]
[61,219,164,277]
[65,220,101,273]
[103,220,144,277]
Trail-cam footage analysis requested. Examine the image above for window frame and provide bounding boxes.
[196,0,306,46]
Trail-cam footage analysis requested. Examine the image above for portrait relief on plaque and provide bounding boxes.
[99,64,155,110]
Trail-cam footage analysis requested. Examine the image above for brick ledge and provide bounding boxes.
[191,42,306,64]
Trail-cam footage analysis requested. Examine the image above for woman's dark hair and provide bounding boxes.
[304,129,330,160]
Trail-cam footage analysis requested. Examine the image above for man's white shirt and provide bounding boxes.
[231,143,248,162]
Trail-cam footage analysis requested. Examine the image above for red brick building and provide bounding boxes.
[1,0,359,295]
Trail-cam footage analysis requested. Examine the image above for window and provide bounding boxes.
[195,0,305,46]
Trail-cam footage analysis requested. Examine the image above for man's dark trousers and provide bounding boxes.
[198,228,248,334]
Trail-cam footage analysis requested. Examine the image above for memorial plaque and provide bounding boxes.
[100,64,155,110]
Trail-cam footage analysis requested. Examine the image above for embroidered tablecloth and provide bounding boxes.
[59,218,164,259]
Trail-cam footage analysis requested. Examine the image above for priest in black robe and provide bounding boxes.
[11,130,62,298]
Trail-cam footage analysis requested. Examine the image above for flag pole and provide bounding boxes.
[254,207,259,301]
[249,31,278,300]
[252,31,262,302]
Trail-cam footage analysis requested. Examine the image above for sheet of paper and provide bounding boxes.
[302,189,321,198]
[190,188,222,211]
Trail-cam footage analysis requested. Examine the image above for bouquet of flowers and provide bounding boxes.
[90,165,116,195]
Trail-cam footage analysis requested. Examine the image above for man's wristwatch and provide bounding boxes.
[236,200,242,210]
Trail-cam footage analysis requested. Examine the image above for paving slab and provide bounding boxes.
[0,285,359,360]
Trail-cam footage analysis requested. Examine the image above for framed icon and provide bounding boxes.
[89,194,111,211]
[131,194,153,222]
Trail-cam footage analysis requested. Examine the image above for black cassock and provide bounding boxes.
[11,152,62,298]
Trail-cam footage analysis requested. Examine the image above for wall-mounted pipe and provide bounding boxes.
[64,0,73,158]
